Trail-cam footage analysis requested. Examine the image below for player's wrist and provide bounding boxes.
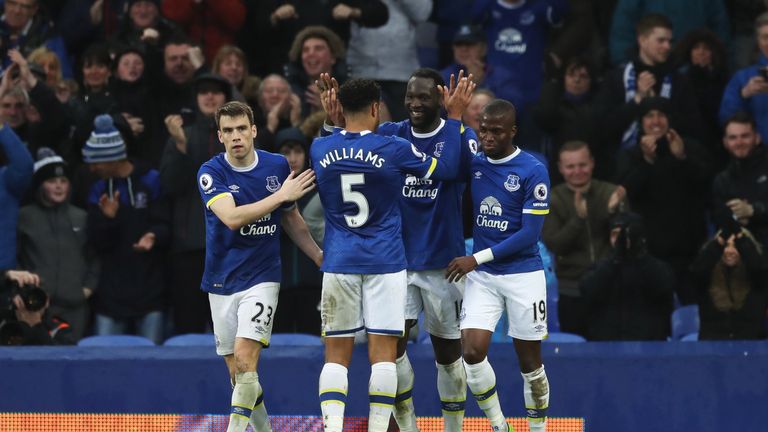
[473,248,494,265]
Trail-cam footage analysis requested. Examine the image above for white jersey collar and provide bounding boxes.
[225,151,259,172]
[340,130,372,136]
[411,118,446,139]
[487,147,521,164]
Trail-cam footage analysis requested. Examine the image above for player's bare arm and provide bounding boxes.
[281,206,324,267]
[210,170,316,230]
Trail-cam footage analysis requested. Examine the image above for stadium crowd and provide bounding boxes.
[1,0,767,346]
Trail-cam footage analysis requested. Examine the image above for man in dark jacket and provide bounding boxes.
[160,74,230,334]
[595,13,703,178]
[17,148,99,340]
[616,97,713,304]
[83,114,170,344]
[581,212,675,340]
[712,112,768,248]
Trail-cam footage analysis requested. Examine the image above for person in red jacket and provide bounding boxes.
[162,0,246,63]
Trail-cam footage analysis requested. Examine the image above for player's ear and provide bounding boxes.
[217,130,223,143]
[252,124,258,138]
[371,101,379,119]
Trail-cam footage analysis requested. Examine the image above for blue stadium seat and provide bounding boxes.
[269,333,323,346]
[163,333,216,347]
[543,332,587,343]
[681,332,699,342]
[671,305,700,340]
[78,335,155,347]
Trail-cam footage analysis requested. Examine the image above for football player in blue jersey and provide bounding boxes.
[318,69,477,432]
[446,99,551,432]
[197,101,322,432]
[311,78,472,432]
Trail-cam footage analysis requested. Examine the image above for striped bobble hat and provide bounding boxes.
[82,114,127,163]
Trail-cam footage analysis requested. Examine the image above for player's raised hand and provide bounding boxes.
[445,255,478,283]
[439,70,477,120]
[278,169,316,202]
[317,73,344,127]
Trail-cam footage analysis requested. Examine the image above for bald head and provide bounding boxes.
[482,99,516,128]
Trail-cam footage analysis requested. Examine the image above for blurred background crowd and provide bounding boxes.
[1,0,767,346]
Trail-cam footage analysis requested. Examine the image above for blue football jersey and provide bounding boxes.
[471,147,550,274]
[197,151,292,295]
[377,119,479,270]
[310,123,462,274]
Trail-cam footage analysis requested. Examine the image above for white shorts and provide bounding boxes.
[209,282,280,355]
[460,270,548,341]
[321,270,406,337]
[405,269,465,339]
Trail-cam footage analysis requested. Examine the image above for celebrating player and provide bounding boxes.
[319,69,477,432]
[197,101,322,432]
[311,77,469,432]
[446,100,551,432]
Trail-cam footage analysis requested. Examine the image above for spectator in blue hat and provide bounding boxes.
[441,25,487,88]
[84,114,170,344]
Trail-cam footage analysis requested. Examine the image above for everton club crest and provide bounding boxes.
[504,174,520,192]
[266,175,281,193]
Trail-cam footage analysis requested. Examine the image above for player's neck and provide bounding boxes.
[227,151,256,168]
[489,144,517,161]
[344,116,376,134]
[412,116,442,135]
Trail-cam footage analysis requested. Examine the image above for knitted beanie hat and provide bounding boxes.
[33,147,67,188]
[82,115,127,163]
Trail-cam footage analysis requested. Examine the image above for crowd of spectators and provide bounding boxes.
[1,0,767,345]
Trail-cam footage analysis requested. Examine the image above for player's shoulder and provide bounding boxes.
[517,150,549,175]
[378,120,409,137]
[257,149,288,165]
[199,153,226,175]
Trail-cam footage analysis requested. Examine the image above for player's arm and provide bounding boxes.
[208,170,316,230]
[447,167,550,282]
[281,206,323,267]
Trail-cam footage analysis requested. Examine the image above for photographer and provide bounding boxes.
[690,226,768,340]
[580,212,675,341]
[0,270,74,345]
[616,97,713,304]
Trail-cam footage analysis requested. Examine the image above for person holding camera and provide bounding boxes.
[616,96,713,305]
[0,269,74,346]
[719,11,768,147]
[690,226,768,340]
[580,212,675,341]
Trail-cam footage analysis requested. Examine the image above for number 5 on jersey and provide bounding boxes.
[341,173,369,227]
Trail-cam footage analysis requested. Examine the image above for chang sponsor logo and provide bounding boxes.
[477,196,508,231]
[403,174,438,199]
[495,27,527,54]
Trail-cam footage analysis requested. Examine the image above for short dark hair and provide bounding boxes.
[338,79,381,114]
[636,13,673,37]
[724,111,757,132]
[215,101,254,128]
[482,99,517,124]
[558,140,592,157]
[81,44,111,68]
[409,68,445,88]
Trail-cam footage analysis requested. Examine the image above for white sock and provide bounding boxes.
[319,363,348,432]
[522,365,549,432]
[393,354,419,432]
[464,358,508,431]
[437,357,466,432]
[249,386,272,432]
[227,372,260,432]
[368,362,397,432]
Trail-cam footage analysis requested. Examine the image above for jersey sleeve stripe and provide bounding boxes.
[522,209,550,215]
[423,157,438,179]
[206,192,232,208]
